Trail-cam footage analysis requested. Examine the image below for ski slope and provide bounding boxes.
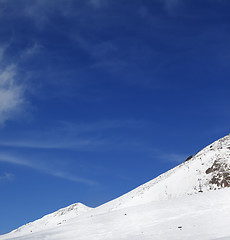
[1,134,230,240]
[2,188,230,240]
[5,203,92,236]
[95,133,230,212]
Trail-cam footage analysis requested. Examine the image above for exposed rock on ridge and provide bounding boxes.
[97,133,230,212]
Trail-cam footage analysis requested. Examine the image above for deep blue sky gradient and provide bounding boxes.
[1,0,230,234]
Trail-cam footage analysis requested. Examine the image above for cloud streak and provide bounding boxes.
[0,138,104,150]
[138,144,189,163]
[20,42,42,59]
[0,153,97,186]
[0,119,145,150]
[0,172,14,181]
[0,46,27,125]
[156,152,188,163]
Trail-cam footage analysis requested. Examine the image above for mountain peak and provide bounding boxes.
[11,202,92,236]
[97,134,230,212]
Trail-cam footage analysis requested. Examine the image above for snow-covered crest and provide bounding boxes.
[7,203,92,237]
[1,133,230,240]
[96,133,230,211]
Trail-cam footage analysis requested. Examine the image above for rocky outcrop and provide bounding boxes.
[206,159,230,188]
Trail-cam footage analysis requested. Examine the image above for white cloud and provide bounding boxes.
[0,47,5,61]
[143,146,188,163]
[0,138,104,150]
[50,171,97,186]
[0,119,144,150]
[0,153,30,166]
[20,43,42,59]
[0,63,26,125]
[0,153,97,186]
[156,152,188,163]
[21,0,51,27]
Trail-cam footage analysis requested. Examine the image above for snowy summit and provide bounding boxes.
[1,134,230,240]
[8,203,92,236]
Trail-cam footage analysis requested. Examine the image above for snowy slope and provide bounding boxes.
[1,133,230,240]
[2,188,230,240]
[95,133,230,212]
[2,203,92,238]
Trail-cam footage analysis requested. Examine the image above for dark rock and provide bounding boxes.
[185,156,193,162]
[206,160,230,188]
[205,168,213,174]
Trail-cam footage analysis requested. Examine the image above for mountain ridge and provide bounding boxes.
[1,133,230,239]
[6,202,92,237]
[95,133,230,212]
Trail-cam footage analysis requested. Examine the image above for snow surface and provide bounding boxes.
[1,189,230,240]
[1,134,230,240]
[2,203,92,237]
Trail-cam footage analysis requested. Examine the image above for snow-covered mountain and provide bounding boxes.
[2,203,92,238]
[96,133,230,212]
[1,134,230,240]
[3,188,230,240]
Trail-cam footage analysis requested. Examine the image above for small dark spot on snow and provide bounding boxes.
[178,226,182,230]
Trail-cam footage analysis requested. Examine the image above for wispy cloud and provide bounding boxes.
[88,0,108,8]
[161,0,182,13]
[138,144,188,163]
[0,153,97,186]
[0,172,14,181]
[0,46,27,126]
[0,119,144,150]
[58,119,143,133]
[0,65,26,125]
[20,42,42,59]
[0,153,35,167]
[0,138,105,150]
[50,171,97,186]
[18,0,108,27]
[0,47,5,61]
[156,152,188,163]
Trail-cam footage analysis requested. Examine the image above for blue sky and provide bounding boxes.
[1,0,230,234]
